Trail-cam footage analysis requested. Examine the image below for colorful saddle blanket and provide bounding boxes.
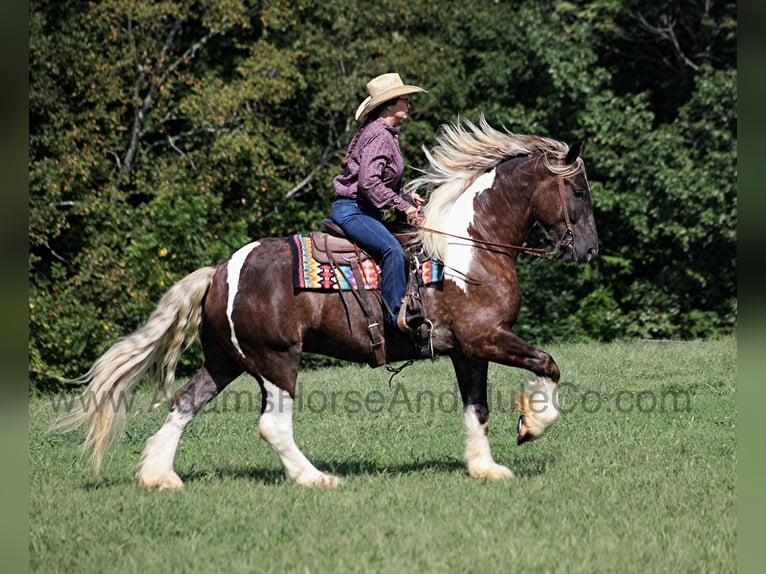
[291,233,442,291]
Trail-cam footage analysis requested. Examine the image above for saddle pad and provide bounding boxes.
[290,234,443,291]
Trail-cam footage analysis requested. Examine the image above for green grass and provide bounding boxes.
[30,337,736,573]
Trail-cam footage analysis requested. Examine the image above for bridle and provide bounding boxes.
[553,171,575,255]
[418,173,575,261]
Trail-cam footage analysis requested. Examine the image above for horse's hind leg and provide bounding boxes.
[137,363,239,490]
[257,377,342,487]
[451,355,514,480]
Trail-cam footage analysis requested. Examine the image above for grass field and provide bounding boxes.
[30,336,736,573]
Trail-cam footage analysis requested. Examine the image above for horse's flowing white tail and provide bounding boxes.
[52,266,217,473]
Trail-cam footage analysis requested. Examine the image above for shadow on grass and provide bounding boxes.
[82,476,141,490]
[177,454,555,485]
[182,466,286,484]
[174,460,465,485]
[319,459,466,477]
[80,466,287,490]
[510,454,555,478]
[79,452,554,489]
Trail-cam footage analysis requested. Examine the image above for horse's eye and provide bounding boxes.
[573,187,585,198]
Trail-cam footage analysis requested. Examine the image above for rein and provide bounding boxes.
[418,174,575,261]
[417,225,557,260]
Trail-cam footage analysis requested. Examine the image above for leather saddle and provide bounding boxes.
[310,219,419,265]
[309,219,433,365]
[309,222,367,265]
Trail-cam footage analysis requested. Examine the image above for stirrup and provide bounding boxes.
[396,305,424,334]
[414,319,434,359]
[396,306,433,359]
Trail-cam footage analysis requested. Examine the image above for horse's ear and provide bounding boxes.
[565,140,586,165]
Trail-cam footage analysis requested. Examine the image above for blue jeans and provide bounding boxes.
[331,198,406,327]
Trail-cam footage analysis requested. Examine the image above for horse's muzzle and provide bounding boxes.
[580,245,598,264]
[565,240,598,265]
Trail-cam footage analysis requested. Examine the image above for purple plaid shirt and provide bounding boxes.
[333,118,413,213]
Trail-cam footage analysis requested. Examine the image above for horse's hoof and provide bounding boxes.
[295,472,343,488]
[468,463,514,480]
[138,470,184,491]
[317,474,343,487]
[158,473,185,490]
[515,378,561,444]
[517,416,532,445]
[516,409,558,445]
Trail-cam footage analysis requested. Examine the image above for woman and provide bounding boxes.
[331,72,428,333]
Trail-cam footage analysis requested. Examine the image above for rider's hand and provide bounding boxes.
[409,192,426,207]
[406,204,423,225]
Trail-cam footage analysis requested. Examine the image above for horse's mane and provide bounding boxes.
[408,116,582,260]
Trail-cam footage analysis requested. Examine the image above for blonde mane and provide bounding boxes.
[407,116,582,260]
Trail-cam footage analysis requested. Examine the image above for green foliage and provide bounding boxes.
[29,0,737,390]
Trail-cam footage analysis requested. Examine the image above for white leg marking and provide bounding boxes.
[444,168,496,293]
[226,241,261,358]
[137,409,192,490]
[517,377,560,440]
[464,407,514,480]
[259,381,342,487]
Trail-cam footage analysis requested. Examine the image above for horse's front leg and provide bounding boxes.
[458,326,561,445]
[451,355,514,480]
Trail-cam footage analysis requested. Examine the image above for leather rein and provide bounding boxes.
[417,174,575,261]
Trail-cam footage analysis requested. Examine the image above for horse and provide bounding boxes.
[55,117,599,489]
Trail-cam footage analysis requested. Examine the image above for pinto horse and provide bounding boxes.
[56,118,598,489]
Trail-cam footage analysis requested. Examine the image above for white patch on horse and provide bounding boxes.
[137,408,193,490]
[226,241,260,358]
[259,380,340,486]
[463,406,514,480]
[463,407,495,470]
[444,168,496,293]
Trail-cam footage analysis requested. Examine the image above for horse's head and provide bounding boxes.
[533,141,599,264]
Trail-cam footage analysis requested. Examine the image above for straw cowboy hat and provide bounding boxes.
[354,73,427,120]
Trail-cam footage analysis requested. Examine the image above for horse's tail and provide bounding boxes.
[52,266,218,473]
